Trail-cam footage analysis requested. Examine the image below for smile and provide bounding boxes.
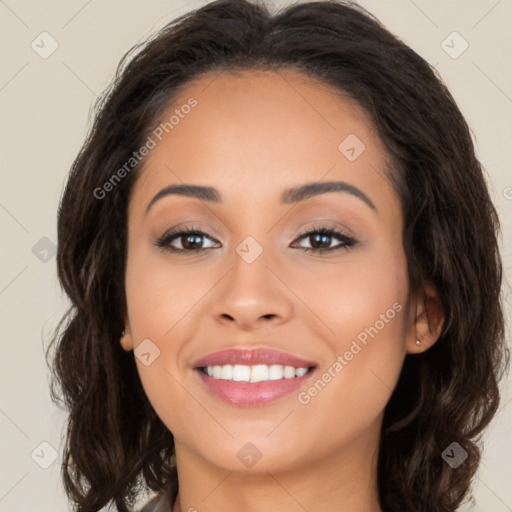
[192,348,318,406]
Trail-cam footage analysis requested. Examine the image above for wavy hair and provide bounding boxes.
[46,1,509,511]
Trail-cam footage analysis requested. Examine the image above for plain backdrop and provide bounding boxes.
[0,0,511,511]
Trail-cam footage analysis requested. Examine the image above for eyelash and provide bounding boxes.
[155,225,357,255]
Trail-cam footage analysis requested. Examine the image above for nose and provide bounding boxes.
[211,249,293,331]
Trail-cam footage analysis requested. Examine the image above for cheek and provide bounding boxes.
[125,243,203,341]
[293,247,409,439]
[291,239,409,347]
[124,252,198,438]
[124,243,197,401]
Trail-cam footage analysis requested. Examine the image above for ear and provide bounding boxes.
[407,282,444,354]
[120,319,134,351]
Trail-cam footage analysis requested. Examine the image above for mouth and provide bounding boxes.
[192,348,318,406]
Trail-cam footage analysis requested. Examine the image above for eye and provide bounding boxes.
[155,226,219,254]
[155,225,357,255]
[291,226,356,254]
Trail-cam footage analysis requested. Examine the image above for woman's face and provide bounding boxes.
[124,69,419,474]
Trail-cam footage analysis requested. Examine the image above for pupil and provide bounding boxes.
[184,234,202,249]
[312,233,330,248]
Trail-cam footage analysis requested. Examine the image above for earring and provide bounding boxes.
[415,339,421,346]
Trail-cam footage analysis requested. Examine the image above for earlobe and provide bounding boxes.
[409,283,444,354]
[120,328,134,351]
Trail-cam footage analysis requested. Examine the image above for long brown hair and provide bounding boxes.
[46,1,509,511]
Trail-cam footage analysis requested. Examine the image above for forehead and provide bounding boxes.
[130,69,395,215]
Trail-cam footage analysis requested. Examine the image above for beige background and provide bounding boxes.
[0,0,511,510]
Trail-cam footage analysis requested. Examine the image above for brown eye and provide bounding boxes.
[155,226,219,254]
[292,226,356,254]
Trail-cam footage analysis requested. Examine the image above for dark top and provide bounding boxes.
[139,481,178,512]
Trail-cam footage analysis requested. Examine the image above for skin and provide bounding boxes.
[121,69,444,512]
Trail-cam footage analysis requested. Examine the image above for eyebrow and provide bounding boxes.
[145,180,377,215]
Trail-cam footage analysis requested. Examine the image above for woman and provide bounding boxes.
[46,1,509,511]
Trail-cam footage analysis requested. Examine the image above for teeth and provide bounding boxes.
[250,364,268,382]
[232,364,251,382]
[204,364,311,382]
[220,365,233,380]
[269,364,284,380]
[295,367,308,377]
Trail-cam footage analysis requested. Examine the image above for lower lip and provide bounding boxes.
[195,368,316,406]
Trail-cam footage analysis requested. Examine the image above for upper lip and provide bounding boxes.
[193,348,317,369]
